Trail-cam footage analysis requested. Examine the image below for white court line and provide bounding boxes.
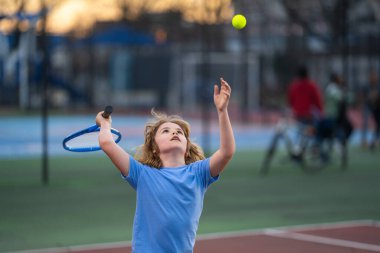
[264,229,380,252]
[6,220,379,253]
[196,219,376,241]
[283,219,378,232]
[4,241,132,253]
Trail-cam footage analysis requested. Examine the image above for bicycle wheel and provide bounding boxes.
[301,142,324,172]
[260,132,282,175]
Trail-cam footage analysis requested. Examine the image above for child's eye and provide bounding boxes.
[177,130,184,135]
[162,129,169,133]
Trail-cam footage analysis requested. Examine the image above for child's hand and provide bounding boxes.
[214,78,231,112]
[95,111,112,127]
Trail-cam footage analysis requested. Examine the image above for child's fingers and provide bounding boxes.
[95,111,104,126]
[221,90,231,98]
[96,111,112,126]
[96,111,104,120]
[214,84,219,95]
[220,78,231,91]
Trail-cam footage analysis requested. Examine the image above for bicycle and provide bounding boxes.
[259,116,348,175]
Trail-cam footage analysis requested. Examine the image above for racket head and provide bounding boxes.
[62,125,122,152]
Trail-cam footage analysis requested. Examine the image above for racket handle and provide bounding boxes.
[102,106,113,118]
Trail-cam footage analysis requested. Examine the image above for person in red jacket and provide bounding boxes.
[287,65,324,123]
[287,66,327,164]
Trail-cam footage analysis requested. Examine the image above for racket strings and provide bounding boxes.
[65,132,119,149]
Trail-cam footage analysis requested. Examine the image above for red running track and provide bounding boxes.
[10,221,380,253]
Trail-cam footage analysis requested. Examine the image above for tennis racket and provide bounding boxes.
[63,106,122,152]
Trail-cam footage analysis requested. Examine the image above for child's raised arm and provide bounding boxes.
[96,112,130,176]
[210,78,236,177]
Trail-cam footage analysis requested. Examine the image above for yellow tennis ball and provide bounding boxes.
[232,14,247,30]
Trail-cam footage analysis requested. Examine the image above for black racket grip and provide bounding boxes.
[102,106,113,118]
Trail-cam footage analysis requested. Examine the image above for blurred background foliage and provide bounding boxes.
[0,0,379,114]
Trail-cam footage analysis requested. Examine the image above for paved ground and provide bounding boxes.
[7,221,380,253]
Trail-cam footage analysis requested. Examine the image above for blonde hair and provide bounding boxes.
[135,109,205,168]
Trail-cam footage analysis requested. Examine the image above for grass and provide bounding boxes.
[1,148,380,252]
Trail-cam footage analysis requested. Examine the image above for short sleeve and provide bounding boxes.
[194,158,219,189]
[121,156,143,190]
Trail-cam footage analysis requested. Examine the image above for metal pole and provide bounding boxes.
[342,0,349,88]
[201,24,211,157]
[241,18,249,122]
[341,0,349,169]
[40,3,49,185]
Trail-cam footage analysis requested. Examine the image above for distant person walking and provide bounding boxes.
[323,72,353,143]
[287,65,325,161]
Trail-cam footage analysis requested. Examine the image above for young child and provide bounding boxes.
[95,78,235,252]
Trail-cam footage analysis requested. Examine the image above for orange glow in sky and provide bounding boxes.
[0,0,233,35]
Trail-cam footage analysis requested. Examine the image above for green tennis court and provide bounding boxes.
[1,148,380,252]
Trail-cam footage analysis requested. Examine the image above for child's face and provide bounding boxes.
[155,122,188,155]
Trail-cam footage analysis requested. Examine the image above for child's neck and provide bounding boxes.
[160,152,185,168]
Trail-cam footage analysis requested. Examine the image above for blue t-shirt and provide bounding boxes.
[122,156,219,253]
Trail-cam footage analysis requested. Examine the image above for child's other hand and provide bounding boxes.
[96,111,112,127]
[214,78,231,112]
